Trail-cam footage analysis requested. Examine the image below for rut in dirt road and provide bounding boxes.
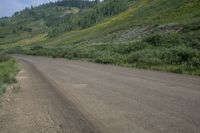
[1,55,200,133]
[0,59,100,133]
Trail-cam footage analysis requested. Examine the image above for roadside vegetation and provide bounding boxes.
[8,22,200,75]
[0,53,19,96]
[1,0,200,75]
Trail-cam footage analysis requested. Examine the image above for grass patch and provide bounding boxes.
[0,54,19,96]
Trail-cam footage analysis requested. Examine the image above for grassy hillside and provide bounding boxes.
[1,0,200,75]
[0,0,97,45]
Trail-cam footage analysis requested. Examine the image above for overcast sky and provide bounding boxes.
[0,0,58,17]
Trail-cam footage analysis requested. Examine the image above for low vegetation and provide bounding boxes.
[8,25,200,75]
[0,53,19,96]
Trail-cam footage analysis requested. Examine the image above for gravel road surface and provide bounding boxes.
[1,55,200,133]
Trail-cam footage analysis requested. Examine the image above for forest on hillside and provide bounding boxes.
[0,0,128,38]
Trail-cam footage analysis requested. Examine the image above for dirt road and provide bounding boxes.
[1,55,200,133]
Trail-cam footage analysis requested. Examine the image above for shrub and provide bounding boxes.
[0,58,19,96]
[114,42,148,54]
[144,34,163,46]
[127,49,162,65]
[163,47,200,64]
[190,57,200,67]
[0,53,11,63]
[30,45,44,51]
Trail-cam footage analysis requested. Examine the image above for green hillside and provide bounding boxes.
[1,0,200,75]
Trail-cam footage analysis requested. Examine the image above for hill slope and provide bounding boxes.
[1,0,200,75]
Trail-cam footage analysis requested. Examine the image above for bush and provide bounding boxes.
[144,34,163,46]
[114,42,148,54]
[127,49,162,65]
[30,45,44,51]
[0,84,6,96]
[95,56,116,64]
[0,58,19,96]
[0,53,11,63]
[190,57,200,67]
[162,47,200,64]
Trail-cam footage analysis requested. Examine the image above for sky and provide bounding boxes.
[0,0,58,17]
